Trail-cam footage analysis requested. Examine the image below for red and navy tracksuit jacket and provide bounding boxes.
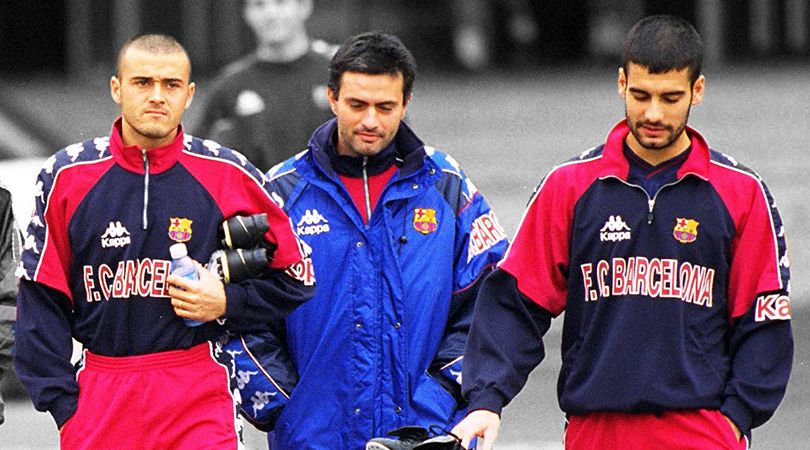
[463,120,792,441]
[13,119,313,428]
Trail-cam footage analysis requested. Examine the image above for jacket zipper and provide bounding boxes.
[362,156,372,228]
[610,177,687,225]
[142,149,150,230]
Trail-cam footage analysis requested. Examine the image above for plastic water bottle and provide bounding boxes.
[170,243,204,327]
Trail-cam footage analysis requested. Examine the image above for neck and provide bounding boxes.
[256,33,309,63]
[625,130,691,166]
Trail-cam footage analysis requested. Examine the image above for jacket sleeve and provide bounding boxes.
[429,166,508,403]
[461,168,572,415]
[719,177,792,437]
[462,269,553,415]
[182,145,316,332]
[13,279,78,428]
[220,195,315,332]
[13,158,81,428]
[223,265,315,333]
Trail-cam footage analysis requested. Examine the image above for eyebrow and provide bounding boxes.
[628,87,686,96]
[130,76,185,83]
[346,97,399,107]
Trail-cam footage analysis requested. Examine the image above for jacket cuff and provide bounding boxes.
[721,395,753,438]
[50,395,78,429]
[223,283,247,325]
[466,390,506,417]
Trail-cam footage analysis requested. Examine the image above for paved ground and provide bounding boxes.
[1,63,808,448]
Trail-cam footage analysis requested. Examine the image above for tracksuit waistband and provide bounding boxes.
[84,342,214,372]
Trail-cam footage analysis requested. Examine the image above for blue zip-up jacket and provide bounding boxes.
[265,119,508,449]
[13,120,314,427]
[463,121,792,440]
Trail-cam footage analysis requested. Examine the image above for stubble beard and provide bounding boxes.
[627,106,690,151]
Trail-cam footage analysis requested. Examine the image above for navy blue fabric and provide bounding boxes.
[463,128,792,441]
[13,133,313,428]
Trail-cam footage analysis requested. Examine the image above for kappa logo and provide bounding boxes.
[101,221,131,248]
[754,294,791,322]
[600,215,631,242]
[296,209,330,236]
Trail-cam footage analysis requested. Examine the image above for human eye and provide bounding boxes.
[134,78,150,87]
[662,94,682,103]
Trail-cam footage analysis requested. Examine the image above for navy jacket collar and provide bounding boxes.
[307,119,427,178]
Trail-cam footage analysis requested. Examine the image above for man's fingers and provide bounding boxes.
[481,433,495,450]
[167,273,196,291]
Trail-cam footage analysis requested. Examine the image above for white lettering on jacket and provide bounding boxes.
[82,259,171,302]
[580,257,715,307]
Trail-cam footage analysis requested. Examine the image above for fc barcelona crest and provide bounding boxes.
[673,218,699,243]
[413,208,438,234]
[168,217,193,242]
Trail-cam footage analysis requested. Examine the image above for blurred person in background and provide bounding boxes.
[453,15,792,450]
[0,184,19,426]
[12,34,313,449]
[451,0,538,70]
[196,0,335,171]
[260,31,508,449]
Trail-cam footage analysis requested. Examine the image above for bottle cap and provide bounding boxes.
[169,243,188,259]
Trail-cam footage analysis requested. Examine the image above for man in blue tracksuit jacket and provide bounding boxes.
[263,32,508,449]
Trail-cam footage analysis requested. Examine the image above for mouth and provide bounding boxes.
[355,131,380,144]
[144,109,168,117]
[639,124,668,137]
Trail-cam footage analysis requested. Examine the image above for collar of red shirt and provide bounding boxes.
[599,119,711,181]
[108,117,186,174]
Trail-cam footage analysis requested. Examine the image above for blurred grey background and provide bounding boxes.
[1,1,808,448]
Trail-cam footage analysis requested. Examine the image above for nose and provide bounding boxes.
[149,83,165,103]
[360,108,380,130]
[645,99,664,123]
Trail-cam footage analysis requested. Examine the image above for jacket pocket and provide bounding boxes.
[410,371,459,429]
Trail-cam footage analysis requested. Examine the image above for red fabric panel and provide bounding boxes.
[499,159,601,316]
[179,153,303,269]
[708,162,783,318]
[36,159,115,303]
[338,164,398,224]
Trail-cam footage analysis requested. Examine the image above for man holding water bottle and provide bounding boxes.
[12,34,314,449]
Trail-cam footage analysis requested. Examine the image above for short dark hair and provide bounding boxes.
[328,32,417,102]
[622,15,703,84]
[116,34,191,79]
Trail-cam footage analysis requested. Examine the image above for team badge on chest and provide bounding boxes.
[413,208,438,234]
[168,217,193,242]
[673,218,699,243]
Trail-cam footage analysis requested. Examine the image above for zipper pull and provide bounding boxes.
[142,149,150,230]
[362,156,371,226]
[647,199,655,224]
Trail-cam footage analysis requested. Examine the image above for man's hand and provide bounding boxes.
[724,415,741,441]
[451,409,501,450]
[168,261,227,322]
